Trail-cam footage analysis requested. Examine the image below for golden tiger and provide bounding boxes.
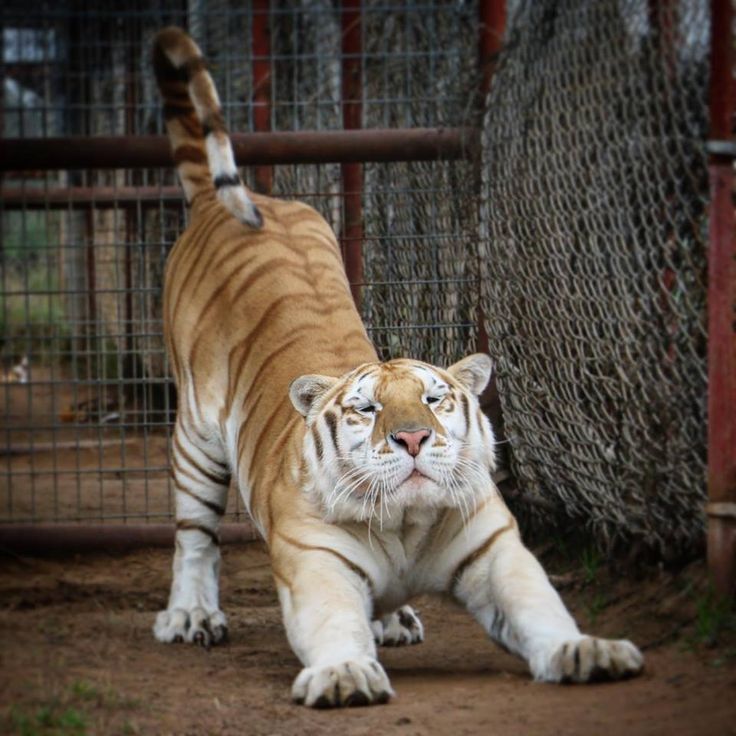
[151,27,643,707]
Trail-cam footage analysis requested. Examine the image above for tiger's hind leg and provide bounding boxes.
[371,605,424,647]
[154,420,231,648]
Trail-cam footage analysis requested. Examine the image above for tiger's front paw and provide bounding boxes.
[292,656,394,708]
[153,607,228,648]
[540,636,643,683]
[371,605,424,647]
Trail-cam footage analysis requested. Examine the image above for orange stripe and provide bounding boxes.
[275,530,373,590]
[173,144,207,165]
[452,520,515,590]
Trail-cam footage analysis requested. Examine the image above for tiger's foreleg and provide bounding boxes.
[154,421,231,647]
[454,521,643,683]
[274,547,393,708]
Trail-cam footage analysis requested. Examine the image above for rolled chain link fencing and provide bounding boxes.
[479,0,710,556]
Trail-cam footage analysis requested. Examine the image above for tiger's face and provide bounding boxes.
[290,354,496,524]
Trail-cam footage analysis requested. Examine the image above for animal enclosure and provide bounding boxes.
[0,0,730,565]
[0,0,481,529]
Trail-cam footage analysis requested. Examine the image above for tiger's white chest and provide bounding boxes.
[346,506,442,610]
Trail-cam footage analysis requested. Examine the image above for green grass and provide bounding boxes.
[1,210,71,363]
[1,264,70,363]
[10,704,86,736]
[585,591,608,626]
[2,210,57,261]
[692,586,736,648]
[5,680,141,736]
[580,545,602,585]
[69,682,98,703]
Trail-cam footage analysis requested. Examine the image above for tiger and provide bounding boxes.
[151,26,643,708]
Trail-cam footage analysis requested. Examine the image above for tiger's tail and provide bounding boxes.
[152,26,262,228]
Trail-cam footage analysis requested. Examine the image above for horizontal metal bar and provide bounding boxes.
[0,522,259,553]
[707,139,736,158]
[707,502,736,520]
[0,127,479,172]
[1,184,470,210]
[0,438,141,456]
[1,463,170,474]
[0,186,183,209]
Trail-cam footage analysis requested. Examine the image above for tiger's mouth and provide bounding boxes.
[398,465,436,488]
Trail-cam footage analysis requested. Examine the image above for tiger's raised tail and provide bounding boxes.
[152,26,262,228]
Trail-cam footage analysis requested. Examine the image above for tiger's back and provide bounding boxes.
[165,190,376,533]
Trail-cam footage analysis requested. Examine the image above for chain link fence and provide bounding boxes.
[480,0,710,556]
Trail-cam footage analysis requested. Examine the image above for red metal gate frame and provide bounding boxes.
[706,0,736,599]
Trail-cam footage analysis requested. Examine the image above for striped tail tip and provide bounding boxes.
[214,176,264,229]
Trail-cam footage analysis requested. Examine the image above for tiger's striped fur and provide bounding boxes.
[152,26,643,708]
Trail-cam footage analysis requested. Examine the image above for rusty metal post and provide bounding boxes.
[706,0,736,599]
[252,0,273,194]
[341,0,364,309]
[478,0,506,100]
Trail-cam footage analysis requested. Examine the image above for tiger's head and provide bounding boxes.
[289,354,496,525]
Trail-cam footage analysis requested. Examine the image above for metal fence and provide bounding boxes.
[480,0,711,556]
[0,0,484,526]
[0,0,724,564]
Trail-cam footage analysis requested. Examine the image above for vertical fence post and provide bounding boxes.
[476,0,506,438]
[341,0,363,309]
[478,0,506,100]
[84,206,97,365]
[124,27,138,365]
[707,0,736,599]
[252,0,273,194]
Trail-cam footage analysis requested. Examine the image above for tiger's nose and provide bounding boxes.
[391,429,431,457]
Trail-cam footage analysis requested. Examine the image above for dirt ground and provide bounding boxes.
[3,369,736,735]
[1,542,735,736]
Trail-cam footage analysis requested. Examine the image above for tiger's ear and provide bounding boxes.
[447,353,493,395]
[289,374,339,417]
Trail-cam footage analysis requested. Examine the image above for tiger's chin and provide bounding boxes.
[317,473,462,526]
[393,469,444,506]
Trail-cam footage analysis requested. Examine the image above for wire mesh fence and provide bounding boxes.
[0,0,714,560]
[0,0,481,525]
[480,0,710,556]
